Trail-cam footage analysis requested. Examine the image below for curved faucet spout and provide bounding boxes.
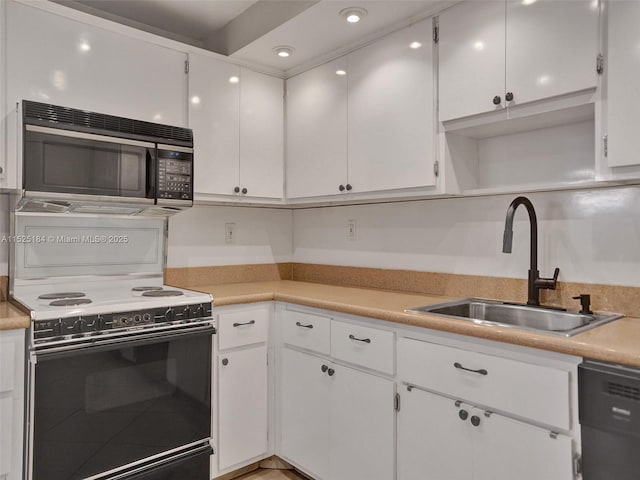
[501,196,557,306]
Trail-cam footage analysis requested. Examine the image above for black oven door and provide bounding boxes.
[29,325,213,480]
[24,124,156,202]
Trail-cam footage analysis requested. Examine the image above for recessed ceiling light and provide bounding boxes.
[340,7,368,23]
[409,41,422,49]
[273,46,295,58]
[335,70,347,76]
[190,96,201,105]
[79,41,91,52]
[228,76,239,84]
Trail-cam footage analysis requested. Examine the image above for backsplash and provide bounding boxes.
[293,186,640,288]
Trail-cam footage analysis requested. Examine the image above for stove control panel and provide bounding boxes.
[32,302,213,342]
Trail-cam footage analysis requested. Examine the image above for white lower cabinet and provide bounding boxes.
[0,329,25,480]
[217,346,268,471]
[214,304,271,477]
[279,347,395,480]
[398,387,573,480]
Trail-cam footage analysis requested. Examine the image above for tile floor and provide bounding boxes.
[234,469,307,480]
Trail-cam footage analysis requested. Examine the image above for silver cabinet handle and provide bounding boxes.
[349,334,371,344]
[296,321,314,329]
[233,320,255,327]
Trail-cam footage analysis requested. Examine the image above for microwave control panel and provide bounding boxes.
[157,149,193,201]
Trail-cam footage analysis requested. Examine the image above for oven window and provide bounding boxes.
[24,131,152,198]
[32,333,211,480]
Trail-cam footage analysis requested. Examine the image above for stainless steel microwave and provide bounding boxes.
[21,100,194,211]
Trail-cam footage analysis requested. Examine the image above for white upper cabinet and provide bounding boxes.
[439,1,506,122]
[347,18,435,193]
[189,53,240,196]
[189,53,283,200]
[239,69,284,199]
[605,0,640,168]
[286,57,348,199]
[439,0,599,122]
[505,0,598,107]
[286,17,436,200]
[3,1,187,190]
[6,1,187,125]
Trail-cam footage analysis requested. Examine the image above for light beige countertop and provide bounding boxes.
[0,301,31,331]
[195,280,640,367]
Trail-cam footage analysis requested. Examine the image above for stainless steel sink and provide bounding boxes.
[406,298,622,336]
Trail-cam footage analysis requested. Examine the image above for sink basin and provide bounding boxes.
[406,298,622,336]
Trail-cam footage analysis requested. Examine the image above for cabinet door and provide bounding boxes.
[347,18,435,193]
[473,407,574,480]
[329,364,395,480]
[506,0,598,106]
[280,348,330,479]
[239,69,284,199]
[398,387,472,480]
[188,53,240,196]
[0,396,12,476]
[6,2,186,124]
[439,1,506,121]
[606,1,640,167]
[217,346,268,471]
[286,58,348,198]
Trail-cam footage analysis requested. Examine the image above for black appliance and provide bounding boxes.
[579,360,640,480]
[27,300,214,480]
[22,100,193,208]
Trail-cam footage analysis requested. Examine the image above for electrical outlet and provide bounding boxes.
[347,219,357,241]
[225,223,236,244]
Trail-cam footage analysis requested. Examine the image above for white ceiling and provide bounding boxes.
[56,0,452,74]
[232,0,446,73]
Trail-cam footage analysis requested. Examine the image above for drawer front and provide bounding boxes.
[282,310,331,355]
[398,337,570,429]
[218,307,269,350]
[331,321,395,375]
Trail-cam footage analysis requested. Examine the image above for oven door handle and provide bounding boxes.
[33,323,215,362]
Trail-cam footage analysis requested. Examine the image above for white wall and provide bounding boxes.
[293,186,640,287]
[167,204,293,267]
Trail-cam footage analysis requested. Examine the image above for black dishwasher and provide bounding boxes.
[579,361,640,480]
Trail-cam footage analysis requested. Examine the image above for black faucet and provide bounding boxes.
[502,196,559,306]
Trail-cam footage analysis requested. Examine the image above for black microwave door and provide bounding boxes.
[24,128,155,199]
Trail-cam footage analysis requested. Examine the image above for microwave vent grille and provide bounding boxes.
[23,101,192,144]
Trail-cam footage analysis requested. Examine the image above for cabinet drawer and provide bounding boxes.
[218,307,269,350]
[331,321,395,375]
[398,337,570,429]
[282,310,331,355]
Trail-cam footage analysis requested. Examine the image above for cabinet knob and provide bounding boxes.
[241,187,248,195]
[459,409,469,421]
[492,95,502,105]
[346,184,352,191]
[321,364,329,373]
[0,167,3,174]
[471,415,481,427]
[327,368,335,376]
[222,358,229,366]
[234,186,240,193]
[505,92,514,102]
[339,184,346,192]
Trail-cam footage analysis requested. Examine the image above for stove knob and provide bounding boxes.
[52,319,63,336]
[165,308,175,321]
[73,318,85,334]
[195,305,204,318]
[182,306,191,319]
[96,315,109,330]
